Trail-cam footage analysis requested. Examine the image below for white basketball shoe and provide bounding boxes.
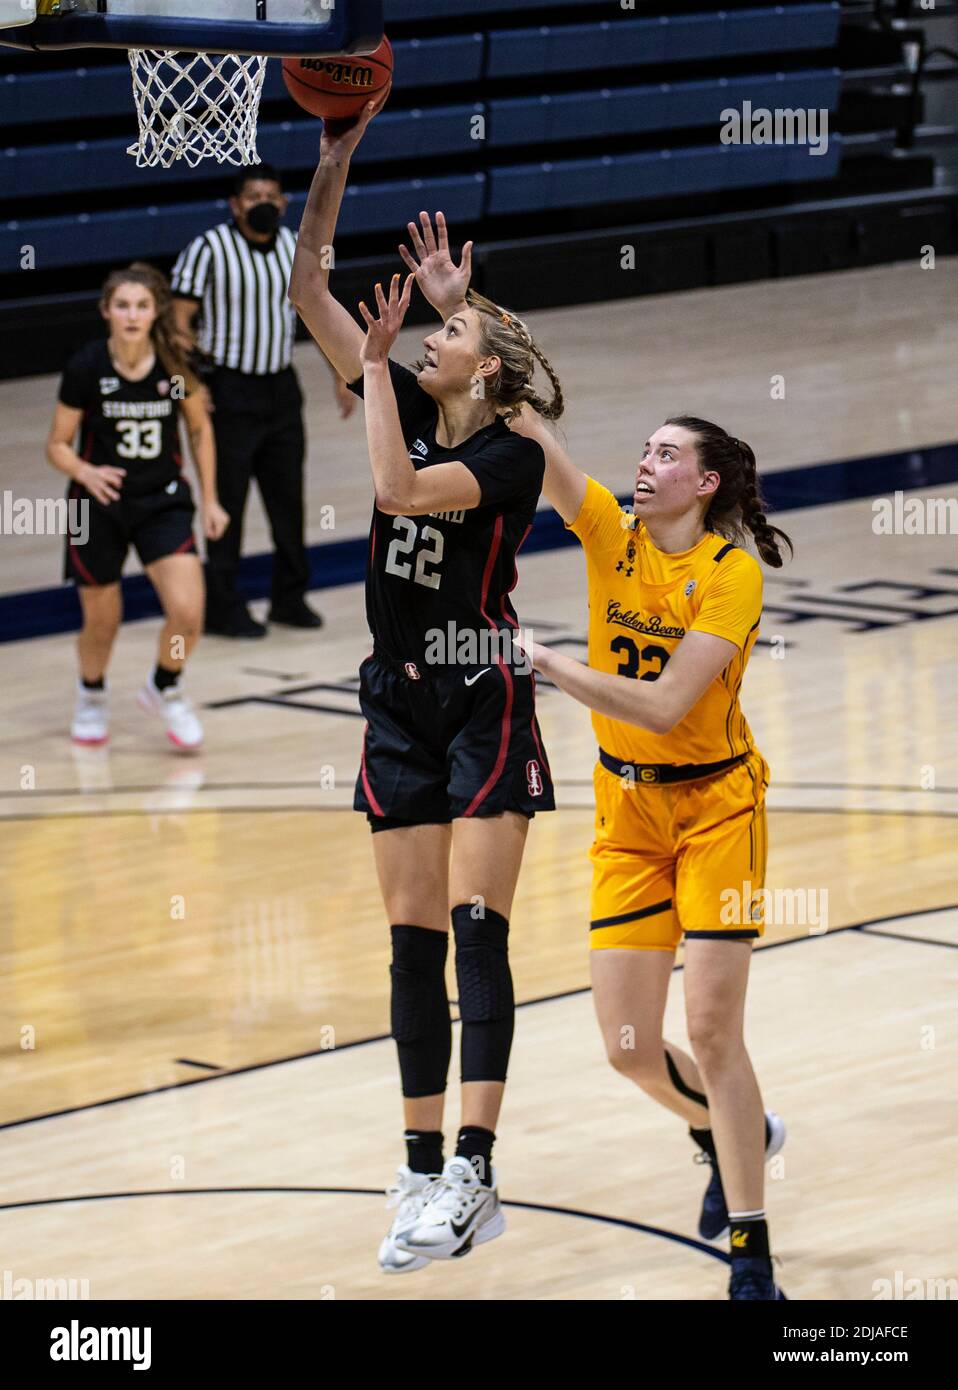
[378,1166,438,1275]
[395,1156,505,1261]
[137,675,203,751]
[71,681,109,745]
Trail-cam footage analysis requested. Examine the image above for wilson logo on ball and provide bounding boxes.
[282,36,393,121]
[298,59,374,88]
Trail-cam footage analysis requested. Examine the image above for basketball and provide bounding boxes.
[282,37,393,121]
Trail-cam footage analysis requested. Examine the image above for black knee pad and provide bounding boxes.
[452,905,515,1083]
[390,924,451,1098]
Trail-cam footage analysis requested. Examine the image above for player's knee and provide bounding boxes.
[82,600,121,638]
[606,1035,661,1086]
[687,1011,742,1069]
[389,924,450,1096]
[166,602,202,639]
[452,905,515,1082]
[452,905,514,1022]
[390,923,449,1039]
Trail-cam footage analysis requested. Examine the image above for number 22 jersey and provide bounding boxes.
[58,339,184,498]
[348,360,546,670]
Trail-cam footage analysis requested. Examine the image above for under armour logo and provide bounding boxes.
[615,561,634,577]
[404,662,421,681]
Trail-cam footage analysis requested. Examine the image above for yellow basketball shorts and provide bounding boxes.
[589,750,770,951]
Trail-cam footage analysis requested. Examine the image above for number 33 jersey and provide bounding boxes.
[348,360,546,670]
[59,340,184,497]
[568,476,764,767]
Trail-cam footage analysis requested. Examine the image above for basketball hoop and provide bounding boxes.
[126,49,268,168]
[0,0,384,167]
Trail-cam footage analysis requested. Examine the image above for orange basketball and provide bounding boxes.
[282,36,393,121]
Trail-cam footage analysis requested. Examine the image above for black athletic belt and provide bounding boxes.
[598,747,748,785]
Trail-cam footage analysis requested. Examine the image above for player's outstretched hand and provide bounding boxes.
[358,273,415,367]
[79,462,125,505]
[399,211,473,319]
[203,498,230,542]
[320,81,392,163]
[513,632,550,676]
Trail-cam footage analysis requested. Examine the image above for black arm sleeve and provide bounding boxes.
[347,359,436,447]
[460,432,546,508]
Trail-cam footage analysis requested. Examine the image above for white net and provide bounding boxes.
[127,49,268,168]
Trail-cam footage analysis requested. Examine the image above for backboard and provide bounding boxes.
[0,0,384,58]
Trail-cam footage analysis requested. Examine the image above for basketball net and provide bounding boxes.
[127,50,268,168]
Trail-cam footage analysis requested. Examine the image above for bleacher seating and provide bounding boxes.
[1,3,845,272]
[1,0,950,378]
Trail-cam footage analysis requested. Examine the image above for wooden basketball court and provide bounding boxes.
[1,262,956,1300]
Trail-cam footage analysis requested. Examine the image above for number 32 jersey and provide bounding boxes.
[348,361,546,670]
[569,476,764,767]
[59,340,184,497]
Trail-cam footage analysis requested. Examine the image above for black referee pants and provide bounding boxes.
[205,365,309,625]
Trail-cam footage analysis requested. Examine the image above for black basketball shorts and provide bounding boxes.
[64,477,197,587]
[356,649,556,829]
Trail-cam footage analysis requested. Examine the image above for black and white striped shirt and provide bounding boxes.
[171,223,298,376]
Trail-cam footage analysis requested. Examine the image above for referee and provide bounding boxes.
[171,163,353,638]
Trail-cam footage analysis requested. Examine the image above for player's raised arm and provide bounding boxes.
[510,404,587,525]
[288,88,390,383]
[398,210,473,323]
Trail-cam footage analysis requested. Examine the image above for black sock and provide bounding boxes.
[153,664,180,692]
[81,676,105,691]
[404,1129,444,1177]
[456,1125,496,1186]
[729,1215,770,1262]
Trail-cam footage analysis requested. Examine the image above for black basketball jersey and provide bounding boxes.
[349,361,546,670]
[59,340,184,497]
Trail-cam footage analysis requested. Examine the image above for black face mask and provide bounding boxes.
[246,201,281,235]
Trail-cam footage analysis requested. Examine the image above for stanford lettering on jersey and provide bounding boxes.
[102,400,174,420]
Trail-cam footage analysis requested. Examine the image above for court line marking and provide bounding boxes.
[3,779,955,799]
[0,903,953,1135]
[5,439,958,644]
[0,1187,730,1268]
[2,806,956,823]
[856,926,957,951]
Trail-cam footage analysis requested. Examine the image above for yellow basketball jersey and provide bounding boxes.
[567,476,764,766]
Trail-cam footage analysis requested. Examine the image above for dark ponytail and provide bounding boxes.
[665,415,793,568]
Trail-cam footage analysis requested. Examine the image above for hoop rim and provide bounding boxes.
[0,8,384,58]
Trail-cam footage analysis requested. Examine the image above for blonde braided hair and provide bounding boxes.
[413,289,563,424]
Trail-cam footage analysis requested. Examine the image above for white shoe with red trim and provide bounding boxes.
[137,676,203,751]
